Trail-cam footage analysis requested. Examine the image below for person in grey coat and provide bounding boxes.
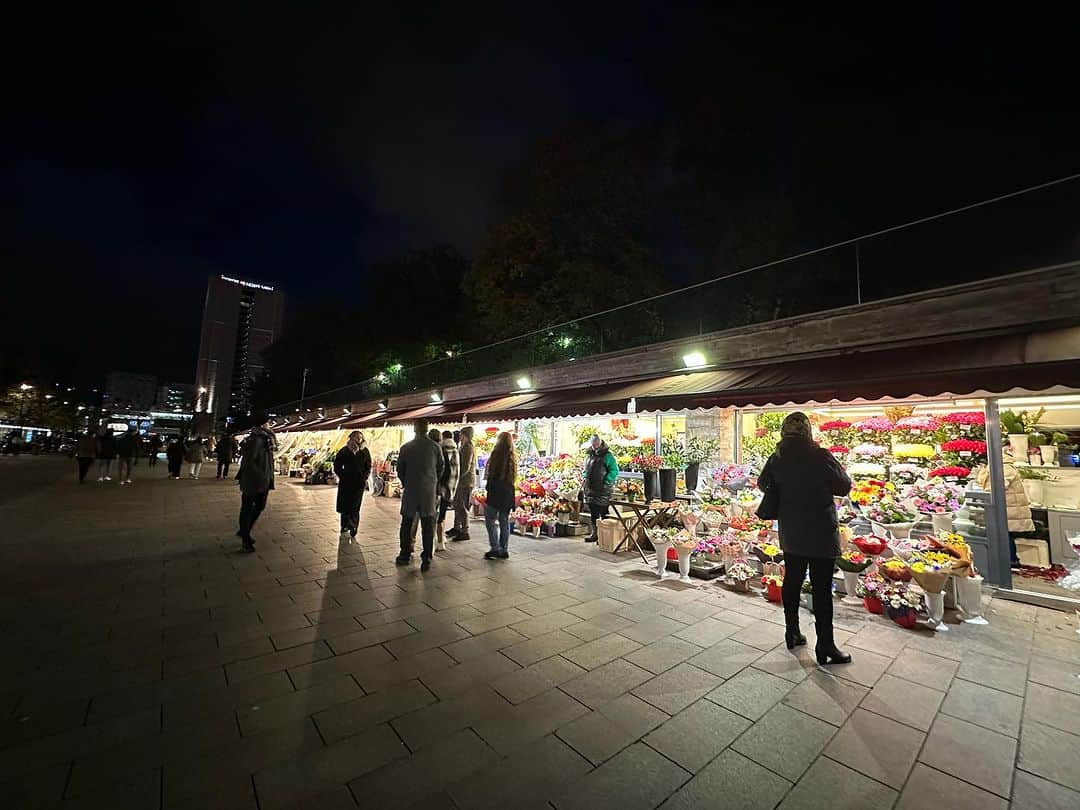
[436,430,459,550]
[395,418,445,571]
[449,426,476,541]
[236,415,276,553]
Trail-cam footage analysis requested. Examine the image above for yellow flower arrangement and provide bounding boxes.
[881,559,909,572]
[891,443,936,459]
[760,543,782,558]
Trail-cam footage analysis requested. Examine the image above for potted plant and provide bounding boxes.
[725,559,757,592]
[868,499,919,539]
[881,581,921,628]
[1000,409,1028,458]
[683,437,718,493]
[1018,466,1050,505]
[906,477,964,535]
[633,454,663,501]
[761,573,784,603]
[1052,431,1074,467]
[879,558,912,582]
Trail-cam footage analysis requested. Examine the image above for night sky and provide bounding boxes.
[7,3,1079,389]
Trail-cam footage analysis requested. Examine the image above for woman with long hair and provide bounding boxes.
[483,431,517,560]
[757,412,853,665]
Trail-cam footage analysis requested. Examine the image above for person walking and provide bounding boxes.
[582,435,619,542]
[116,428,141,485]
[215,433,236,479]
[166,437,184,479]
[334,430,372,543]
[76,430,97,483]
[449,426,476,542]
[757,411,853,665]
[236,415,276,552]
[147,434,162,467]
[483,431,517,560]
[395,418,444,571]
[187,437,206,479]
[95,427,117,481]
[436,430,459,551]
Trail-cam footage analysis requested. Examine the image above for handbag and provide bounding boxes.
[756,485,779,520]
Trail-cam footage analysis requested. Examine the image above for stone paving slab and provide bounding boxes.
[0,455,1078,808]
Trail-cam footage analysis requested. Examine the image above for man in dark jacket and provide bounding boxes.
[147,434,163,467]
[582,435,619,542]
[395,418,444,571]
[116,428,141,485]
[334,431,372,543]
[215,433,236,479]
[757,412,853,665]
[165,437,184,478]
[236,415,276,553]
[95,428,117,481]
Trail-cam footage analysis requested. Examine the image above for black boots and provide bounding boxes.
[814,623,852,665]
[785,626,807,650]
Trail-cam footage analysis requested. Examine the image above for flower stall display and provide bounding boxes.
[850,442,890,461]
[554,497,573,524]
[699,486,733,509]
[616,478,644,502]
[633,454,663,500]
[848,461,887,479]
[856,572,887,613]
[889,463,925,486]
[711,463,755,492]
[868,498,919,539]
[725,559,758,592]
[905,477,964,533]
[853,416,895,441]
[699,509,729,532]
[892,415,942,444]
[880,580,922,627]
[939,411,986,441]
[837,550,874,603]
[927,465,971,483]
[890,443,937,464]
[939,439,988,468]
[828,445,850,460]
[879,558,912,582]
[733,488,764,516]
[716,531,747,568]
[751,542,784,565]
[820,419,854,446]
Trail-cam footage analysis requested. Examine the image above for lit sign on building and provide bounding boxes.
[220,275,275,292]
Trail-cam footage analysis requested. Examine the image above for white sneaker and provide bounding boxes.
[125,479,132,484]
[97,477,104,482]
[104,476,112,481]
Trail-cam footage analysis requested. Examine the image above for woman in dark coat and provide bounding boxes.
[757,412,853,665]
[333,430,372,542]
[483,432,517,560]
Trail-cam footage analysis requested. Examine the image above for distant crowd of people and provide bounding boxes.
[73,428,240,484]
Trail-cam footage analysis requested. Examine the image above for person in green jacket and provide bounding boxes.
[582,435,619,543]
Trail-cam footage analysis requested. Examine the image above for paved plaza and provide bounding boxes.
[0,455,1078,809]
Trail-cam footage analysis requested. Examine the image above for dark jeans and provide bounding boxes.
[239,491,269,542]
[400,513,434,560]
[77,457,93,482]
[148,453,158,467]
[485,508,511,552]
[782,555,836,647]
[588,502,609,532]
[167,458,182,477]
[217,460,231,478]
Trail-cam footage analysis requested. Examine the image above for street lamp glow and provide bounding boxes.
[19,383,33,391]
[44,394,53,399]
[516,376,532,390]
[429,391,443,404]
[682,351,707,369]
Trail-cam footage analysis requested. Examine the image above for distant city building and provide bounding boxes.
[194,274,284,429]
[103,371,158,412]
[156,381,195,412]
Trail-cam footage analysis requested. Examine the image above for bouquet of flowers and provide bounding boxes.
[928,465,971,482]
[868,499,918,526]
[828,445,850,459]
[698,487,732,508]
[854,416,895,439]
[929,531,974,575]
[695,536,722,556]
[905,478,964,515]
[699,510,728,531]
[837,550,873,573]
[734,488,763,514]
[725,559,758,590]
[940,439,988,467]
[727,515,772,540]
[616,479,644,501]
[632,454,663,472]
[711,463,754,492]
[879,558,913,582]
[646,526,680,545]
[850,479,894,507]
[672,529,699,551]
[852,535,889,556]
[940,411,986,441]
[716,531,746,559]
[909,555,951,593]
[892,415,942,444]
[856,571,886,599]
[761,573,784,587]
[751,542,784,564]
[880,580,922,612]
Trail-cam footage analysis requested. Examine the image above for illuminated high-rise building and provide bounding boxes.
[193,275,284,430]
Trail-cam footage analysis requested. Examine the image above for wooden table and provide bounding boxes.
[608,498,686,563]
